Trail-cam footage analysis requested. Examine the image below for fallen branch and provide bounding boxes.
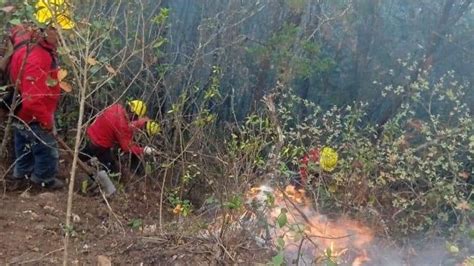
[15,247,64,265]
[214,235,236,262]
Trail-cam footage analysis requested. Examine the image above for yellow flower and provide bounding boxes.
[320,147,338,172]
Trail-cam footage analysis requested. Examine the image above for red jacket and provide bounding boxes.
[87,104,144,156]
[130,117,150,132]
[9,27,61,130]
[299,148,320,184]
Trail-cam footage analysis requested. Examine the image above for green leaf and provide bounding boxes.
[223,195,243,210]
[89,65,101,74]
[276,237,285,249]
[152,8,170,25]
[445,89,455,101]
[326,247,332,257]
[153,38,167,49]
[0,85,9,91]
[81,179,88,194]
[271,252,284,266]
[128,218,142,230]
[9,18,21,25]
[445,242,459,254]
[469,229,474,239]
[46,77,58,87]
[265,193,275,207]
[145,162,152,175]
[277,209,288,228]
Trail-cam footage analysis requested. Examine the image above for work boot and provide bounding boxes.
[4,175,30,191]
[38,178,65,190]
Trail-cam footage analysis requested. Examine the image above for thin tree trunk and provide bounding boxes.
[62,43,89,266]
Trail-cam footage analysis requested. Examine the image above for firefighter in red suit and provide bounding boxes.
[79,100,159,175]
[7,23,67,190]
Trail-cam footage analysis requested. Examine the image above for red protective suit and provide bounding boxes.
[86,104,144,156]
[299,148,320,185]
[130,117,150,132]
[9,25,61,130]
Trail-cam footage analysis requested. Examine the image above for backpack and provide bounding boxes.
[0,23,40,113]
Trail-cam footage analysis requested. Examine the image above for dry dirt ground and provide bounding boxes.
[1,186,172,265]
[0,128,270,266]
[0,181,269,265]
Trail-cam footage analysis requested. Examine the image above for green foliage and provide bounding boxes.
[275,70,473,238]
[168,190,192,217]
[276,208,288,228]
[226,113,274,172]
[446,241,460,254]
[62,224,76,237]
[81,179,88,194]
[247,22,334,86]
[128,218,143,230]
[271,236,286,265]
[223,194,243,210]
[271,251,284,266]
[322,246,338,266]
[152,7,170,25]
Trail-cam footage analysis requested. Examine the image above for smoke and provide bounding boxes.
[364,238,466,266]
[245,184,471,266]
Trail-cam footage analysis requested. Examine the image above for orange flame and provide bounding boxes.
[247,184,374,265]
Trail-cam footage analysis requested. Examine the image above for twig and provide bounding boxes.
[1,152,29,196]
[306,1,352,41]
[99,186,125,234]
[295,236,306,265]
[276,185,317,228]
[306,233,352,240]
[215,236,236,262]
[159,166,167,233]
[15,247,64,265]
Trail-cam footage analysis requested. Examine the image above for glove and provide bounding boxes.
[144,146,157,155]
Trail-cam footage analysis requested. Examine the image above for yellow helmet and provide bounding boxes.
[146,121,160,136]
[320,147,338,172]
[35,0,75,30]
[127,100,147,117]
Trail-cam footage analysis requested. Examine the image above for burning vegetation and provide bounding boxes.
[245,184,374,265]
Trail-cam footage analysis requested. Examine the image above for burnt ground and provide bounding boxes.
[0,163,271,265]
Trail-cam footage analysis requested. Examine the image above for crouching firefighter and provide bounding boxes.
[292,146,339,188]
[79,100,160,195]
[5,1,75,191]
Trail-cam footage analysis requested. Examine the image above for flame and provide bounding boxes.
[352,250,370,266]
[247,184,374,265]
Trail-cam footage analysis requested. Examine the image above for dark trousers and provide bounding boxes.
[13,123,59,184]
[79,141,118,173]
[129,153,144,175]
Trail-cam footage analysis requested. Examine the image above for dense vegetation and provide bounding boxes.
[1,0,473,264]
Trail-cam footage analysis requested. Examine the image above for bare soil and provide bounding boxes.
[0,167,270,265]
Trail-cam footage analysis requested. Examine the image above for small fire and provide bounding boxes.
[247,184,374,265]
